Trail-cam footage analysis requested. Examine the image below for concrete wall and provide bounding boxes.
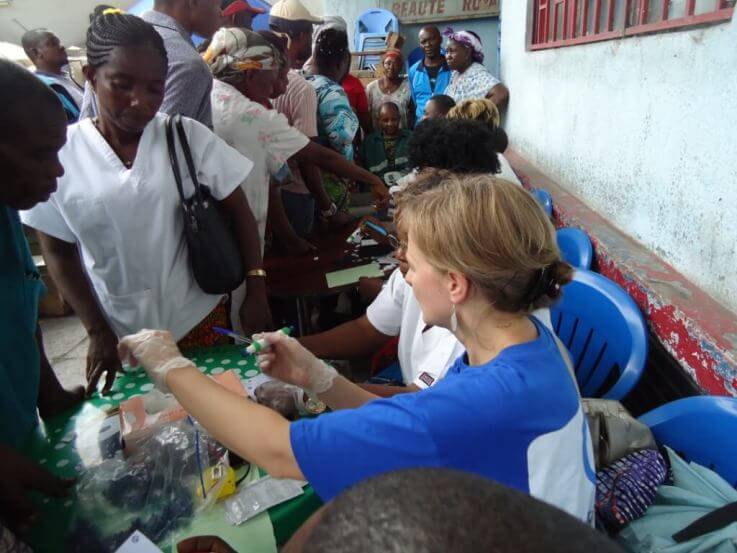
[321,0,500,76]
[500,2,737,313]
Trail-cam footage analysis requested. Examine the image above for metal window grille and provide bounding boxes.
[531,0,734,49]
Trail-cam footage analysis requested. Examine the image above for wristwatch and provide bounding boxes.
[246,269,267,278]
[320,202,338,219]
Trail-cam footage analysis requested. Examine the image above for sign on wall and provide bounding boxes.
[380,0,500,24]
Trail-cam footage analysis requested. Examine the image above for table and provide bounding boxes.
[265,224,394,334]
[24,345,322,553]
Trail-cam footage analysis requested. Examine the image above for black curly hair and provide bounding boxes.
[313,27,349,75]
[408,118,501,174]
[86,13,167,69]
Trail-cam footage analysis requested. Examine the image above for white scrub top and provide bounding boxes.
[498,153,522,186]
[366,269,554,388]
[22,113,253,340]
[367,269,464,388]
[211,79,309,250]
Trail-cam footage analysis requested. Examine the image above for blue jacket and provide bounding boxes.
[408,59,452,124]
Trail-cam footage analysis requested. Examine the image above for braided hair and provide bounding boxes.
[86,13,167,69]
[313,28,349,73]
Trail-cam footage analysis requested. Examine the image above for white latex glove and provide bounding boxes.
[117,329,195,393]
[253,331,337,395]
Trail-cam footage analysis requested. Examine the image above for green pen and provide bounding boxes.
[245,326,292,355]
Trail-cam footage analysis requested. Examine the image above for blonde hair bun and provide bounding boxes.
[401,174,572,314]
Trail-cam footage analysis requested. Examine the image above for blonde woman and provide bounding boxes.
[448,98,519,185]
[119,176,595,522]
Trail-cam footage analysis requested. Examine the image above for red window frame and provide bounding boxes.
[530,0,734,50]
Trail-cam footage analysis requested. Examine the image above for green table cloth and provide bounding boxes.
[24,345,322,552]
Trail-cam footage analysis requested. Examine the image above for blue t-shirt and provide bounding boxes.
[408,59,452,124]
[290,317,596,522]
[0,206,44,448]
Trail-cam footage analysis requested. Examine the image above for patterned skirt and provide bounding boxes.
[177,301,232,351]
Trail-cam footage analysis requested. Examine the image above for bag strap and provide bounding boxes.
[174,115,204,203]
[673,501,737,543]
[165,115,187,204]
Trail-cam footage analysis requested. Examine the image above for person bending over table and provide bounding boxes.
[305,28,360,211]
[443,27,509,108]
[119,175,596,523]
[205,28,388,256]
[0,59,85,549]
[22,13,271,396]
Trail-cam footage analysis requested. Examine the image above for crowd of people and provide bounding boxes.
[0,0,625,551]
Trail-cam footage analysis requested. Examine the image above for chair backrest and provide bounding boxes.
[356,9,399,36]
[532,188,553,217]
[551,269,648,399]
[639,396,737,487]
[556,228,594,270]
[250,0,272,32]
[357,34,389,70]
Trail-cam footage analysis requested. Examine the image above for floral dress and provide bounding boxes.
[306,74,360,209]
[445,62,501,103]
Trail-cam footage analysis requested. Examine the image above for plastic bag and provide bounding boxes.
[223,476,305,526]
[66,420,228,552]
[254,381,304,420]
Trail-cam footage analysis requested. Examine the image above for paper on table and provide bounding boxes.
[115,531,163,553]
[325,262,384,288]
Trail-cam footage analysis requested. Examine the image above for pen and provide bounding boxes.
[212,326,252,345]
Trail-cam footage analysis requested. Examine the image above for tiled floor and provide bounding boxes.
[40,315,87,390]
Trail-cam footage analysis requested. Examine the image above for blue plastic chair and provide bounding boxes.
[532,188,553,217]
[551,269,648,399]
[249,0,272,31]
[355,9,399,69]
[556,228,594,270]
[639,396,737,486]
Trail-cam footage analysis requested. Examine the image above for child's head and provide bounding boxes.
[423,95,456,120]
[378,102,401,137]
[400,174,571,328]
[447,99,507,153]
[0,59,66,210]
[84,13,168,134]
[408,118,500,174]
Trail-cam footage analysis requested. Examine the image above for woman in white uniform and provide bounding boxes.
[22,13,271,395]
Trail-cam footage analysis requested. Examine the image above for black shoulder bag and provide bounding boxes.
[165,114,244,294]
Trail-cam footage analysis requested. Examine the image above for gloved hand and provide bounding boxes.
[252,331,338,395]
[118,329,195,393]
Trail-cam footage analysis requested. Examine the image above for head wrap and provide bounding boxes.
[443,27,484,64]
[383,49,402,63]
[203,27,282,79]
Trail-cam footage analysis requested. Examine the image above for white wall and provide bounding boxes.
[0,0,134,47]
[500,2,737,313]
